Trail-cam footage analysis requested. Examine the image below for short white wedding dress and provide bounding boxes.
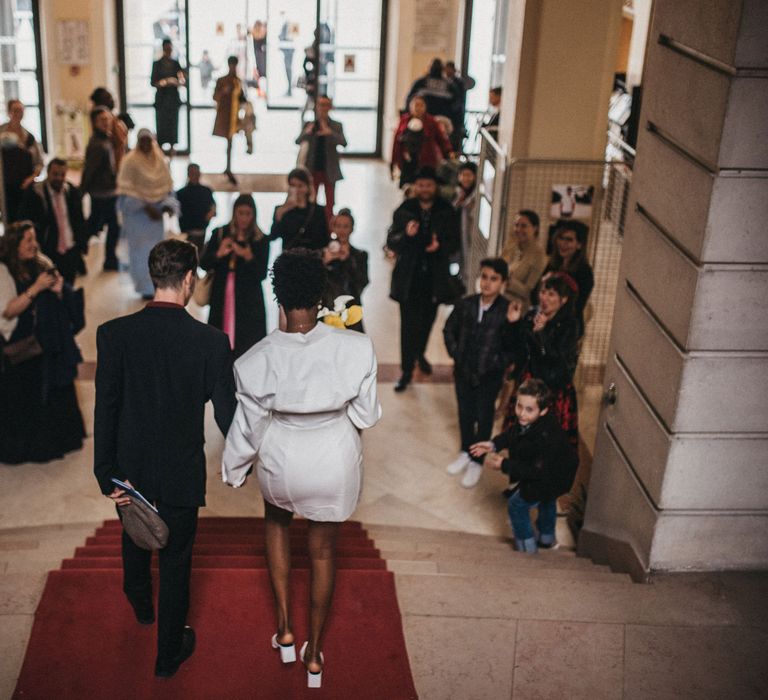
[222,322,382,521]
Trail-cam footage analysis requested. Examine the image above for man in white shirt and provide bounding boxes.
[18,157,88,283]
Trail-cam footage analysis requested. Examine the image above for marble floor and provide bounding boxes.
[0,158,597,538]
[2,159,766,700]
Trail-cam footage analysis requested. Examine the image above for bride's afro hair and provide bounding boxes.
[271,248,327,311]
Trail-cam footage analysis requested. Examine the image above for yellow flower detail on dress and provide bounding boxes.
[322,314,346,329]
[318,295,364,329]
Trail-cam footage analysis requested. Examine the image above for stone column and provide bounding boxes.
[579,0,768,579]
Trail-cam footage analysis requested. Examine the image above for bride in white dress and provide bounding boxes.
[222,249,381,688]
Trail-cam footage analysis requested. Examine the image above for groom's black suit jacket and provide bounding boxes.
[94,304,237,506]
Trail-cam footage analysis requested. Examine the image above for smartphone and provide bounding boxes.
[233,240,247,248]
[328,240,341,254]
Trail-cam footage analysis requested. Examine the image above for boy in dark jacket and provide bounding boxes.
[471,378,578,552]
[444,257,512,488]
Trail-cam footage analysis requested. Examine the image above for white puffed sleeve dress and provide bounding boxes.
[222,322,382,522]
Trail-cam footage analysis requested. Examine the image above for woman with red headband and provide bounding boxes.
[504,271,580,448]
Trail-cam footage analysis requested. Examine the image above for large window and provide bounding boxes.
[119,0,384,167]
[0,0,45,148]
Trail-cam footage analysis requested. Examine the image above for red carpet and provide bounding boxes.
[14,518,418,700]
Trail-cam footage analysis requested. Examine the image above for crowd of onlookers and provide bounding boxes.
[1,53,594,552]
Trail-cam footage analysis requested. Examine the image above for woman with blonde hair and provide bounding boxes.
[200,193,270,357]
[117,129,179,298]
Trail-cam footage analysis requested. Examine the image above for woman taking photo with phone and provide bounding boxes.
[0,221,85,464]
[270,167,328,251]
[200,194,270,357]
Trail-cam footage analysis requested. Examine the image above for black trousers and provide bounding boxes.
[399,295,438,376]
[455,372,503,462]
[88,196,120,266]
[121,502,199,663]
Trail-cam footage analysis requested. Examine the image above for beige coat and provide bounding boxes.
[502,239,547,306]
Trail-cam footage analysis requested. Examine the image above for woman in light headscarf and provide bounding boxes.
[117,129,179,298]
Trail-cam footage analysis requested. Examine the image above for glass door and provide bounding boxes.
[0,0,46,149]
[119,0,384,166]
[317,0,383,154]
[119,0,189,152]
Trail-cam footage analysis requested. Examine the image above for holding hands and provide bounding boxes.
[425,233,440,253]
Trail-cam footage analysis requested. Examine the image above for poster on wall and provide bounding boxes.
[548,184,594,251]
[550,184,593,221]
[413,0,452,52]
[57,20,90,66]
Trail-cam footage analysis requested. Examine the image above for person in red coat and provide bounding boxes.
[391,95,453,188]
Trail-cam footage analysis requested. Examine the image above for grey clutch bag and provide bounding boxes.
[112,479,169,551]
[119,496,169,550]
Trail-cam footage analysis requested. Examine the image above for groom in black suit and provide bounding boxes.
[94,239,237,678]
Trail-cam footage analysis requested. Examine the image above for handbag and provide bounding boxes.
[2,335,43,365]
[193,271,214,306]
[118,495,169,551]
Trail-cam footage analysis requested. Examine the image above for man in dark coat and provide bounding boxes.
[387,166,460,392]
[94,239,236,678]
[18,157,88,283]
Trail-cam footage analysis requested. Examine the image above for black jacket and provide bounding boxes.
[506,307,579,391]
[81,131,117,196]
[270,203,328,251]
[387,196,460,304]
[200,227,270,358]
[443,294,512,383]
[537,261,594,337]
[492,412,579,502]
[19,182,89,256]
[94,306,237,506]
[324,245,369,302]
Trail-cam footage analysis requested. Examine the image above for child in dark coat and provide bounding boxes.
[471,378,578,552]
[443,257,513,488]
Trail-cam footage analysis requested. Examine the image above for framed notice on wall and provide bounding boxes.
[57,20,90,66]
[413,0,452,52]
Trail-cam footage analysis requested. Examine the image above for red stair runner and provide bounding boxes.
[13,517,417,699]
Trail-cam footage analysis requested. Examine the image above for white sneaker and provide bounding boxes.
[461,462,483,488]
[446,452,471,475]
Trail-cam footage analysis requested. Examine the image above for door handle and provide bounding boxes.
[603,382,617,406]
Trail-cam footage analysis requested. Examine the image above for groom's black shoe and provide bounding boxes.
[155,626,196,678]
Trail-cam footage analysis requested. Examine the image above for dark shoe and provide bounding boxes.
[103,259,119,271]
[155,626,196,678]
[128,597,155,625]
[417,356,432,375]
[394,375,411,392]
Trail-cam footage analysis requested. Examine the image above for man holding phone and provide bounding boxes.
[94,239,236,678]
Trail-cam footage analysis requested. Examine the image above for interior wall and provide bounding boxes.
[525,0,623,159]
[40,0,119,157]
[382,0,462,160]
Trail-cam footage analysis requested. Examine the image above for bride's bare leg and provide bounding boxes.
[264,499,294,644]
[305,520,339,671]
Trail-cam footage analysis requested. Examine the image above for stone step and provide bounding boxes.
[377,541,609,571]
[393,571,754,628]
[386,558,631,583]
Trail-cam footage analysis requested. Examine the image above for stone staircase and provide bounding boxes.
[365,523,768,700]
[1,521,766,699]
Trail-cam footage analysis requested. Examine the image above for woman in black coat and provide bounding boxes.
[0,221,85,464]
[536,220,594,338]
[505,272,580,448]
[200,194,269,358]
